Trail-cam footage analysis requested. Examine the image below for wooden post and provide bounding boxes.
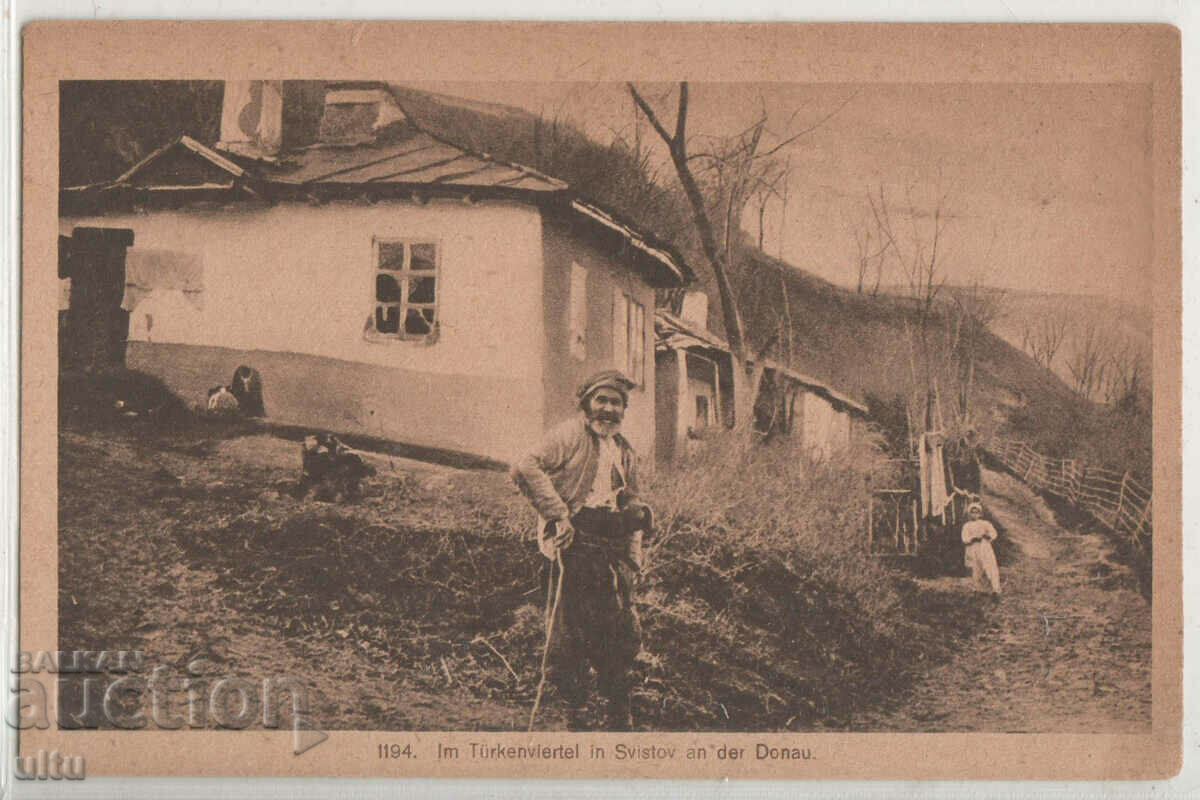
[1117,471,1130,526]
[1133,494,1153,547]
[894,497,901,551]
[907,501,916,551]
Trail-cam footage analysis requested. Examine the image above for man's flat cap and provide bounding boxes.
[577,370,636,404]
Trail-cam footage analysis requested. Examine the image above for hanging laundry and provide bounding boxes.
[919,432,951,518]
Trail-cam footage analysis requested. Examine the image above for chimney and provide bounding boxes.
[318,85,410,145]
[218,80,284,158]
[280,81,327,151]
[680,291,709,330]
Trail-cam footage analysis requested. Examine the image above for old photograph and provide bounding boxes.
[21,21,1181,781]
[53,76,1155,734]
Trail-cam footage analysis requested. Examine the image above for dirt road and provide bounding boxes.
[858,468,1151,732]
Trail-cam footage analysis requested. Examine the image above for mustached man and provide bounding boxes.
[511,370,651,731]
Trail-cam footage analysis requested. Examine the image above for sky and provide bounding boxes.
[407,81,1153,307]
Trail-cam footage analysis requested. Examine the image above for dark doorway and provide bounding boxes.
[59,227,134,372]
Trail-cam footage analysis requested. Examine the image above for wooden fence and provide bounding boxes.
[986,438,1152,550]
[868,488,921,556]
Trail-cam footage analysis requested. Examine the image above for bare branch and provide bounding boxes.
[754,89,860,159]
[675,82,689,145]
[627,83,675,149]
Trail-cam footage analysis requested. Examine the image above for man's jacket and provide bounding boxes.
[510,415,641,560]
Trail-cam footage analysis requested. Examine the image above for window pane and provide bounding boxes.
[631,301,644,384]
[404,307,434,335]
[411,243,437,271]
[376,273,401,302]
[408,276,436,304]
[378,242,405,271]
[376,305,400,334]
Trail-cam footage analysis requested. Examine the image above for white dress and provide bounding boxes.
[961,519,1001,593]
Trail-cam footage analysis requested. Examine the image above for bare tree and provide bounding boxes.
[848,196,892,295]
[1065,321,1109,401]
[628,81,854,429]
[628,82,753,423]
[869,183,954,437]
[1020,307,1070,370]
[946,279,1006,424]
[750,157,790,252]
[1102,334,1148,412]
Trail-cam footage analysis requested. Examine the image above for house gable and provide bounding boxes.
[121,140,242,188]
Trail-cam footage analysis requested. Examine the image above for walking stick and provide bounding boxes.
[528,548,565,732]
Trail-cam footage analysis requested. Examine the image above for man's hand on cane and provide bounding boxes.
[550,518,575,551]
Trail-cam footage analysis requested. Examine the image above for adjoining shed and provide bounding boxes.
[654,293,869,463]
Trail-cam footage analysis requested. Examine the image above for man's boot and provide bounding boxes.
[604,692,634,731]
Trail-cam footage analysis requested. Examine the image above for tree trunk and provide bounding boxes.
[628,82,774,432]
[730,357,765,434]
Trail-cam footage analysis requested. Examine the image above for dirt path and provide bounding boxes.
[858,468,1151,732]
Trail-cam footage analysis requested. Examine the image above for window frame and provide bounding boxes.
[568,262,588,361]
[368,236,441,343]
[612,288,646,386]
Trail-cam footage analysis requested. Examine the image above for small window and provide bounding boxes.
[569,263,588,360]
[612,289,645,385]
[370,239,438,340]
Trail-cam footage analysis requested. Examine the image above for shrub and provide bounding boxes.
[632,428,967,729]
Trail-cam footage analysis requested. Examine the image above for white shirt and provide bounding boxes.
[583,434,623,509]
[961,519,997,545]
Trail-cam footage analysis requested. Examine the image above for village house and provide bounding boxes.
[59,81,690,464]
[654,291,869,463]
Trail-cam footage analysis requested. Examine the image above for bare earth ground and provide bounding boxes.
[860,469,1151,732]
[58,426,545,732]
[57,424,1150,733]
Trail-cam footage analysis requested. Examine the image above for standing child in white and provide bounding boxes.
[961,500,1001,594]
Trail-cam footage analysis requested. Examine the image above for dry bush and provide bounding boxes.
[628,428,968,729]
[645,427,893,605]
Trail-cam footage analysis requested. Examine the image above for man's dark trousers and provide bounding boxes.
[547,507,641,730]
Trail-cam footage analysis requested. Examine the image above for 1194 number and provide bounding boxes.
[378,743,415,759]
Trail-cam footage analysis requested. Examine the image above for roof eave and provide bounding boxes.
[656,310,868,416]
[569,200,689,289]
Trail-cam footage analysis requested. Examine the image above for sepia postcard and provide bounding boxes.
[18,21,1181,783]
